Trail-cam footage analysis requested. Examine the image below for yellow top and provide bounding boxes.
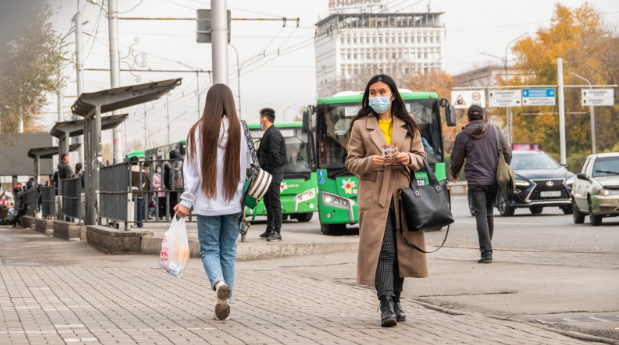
[378,118,393,145]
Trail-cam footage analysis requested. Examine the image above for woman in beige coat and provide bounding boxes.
[345,74,428,327]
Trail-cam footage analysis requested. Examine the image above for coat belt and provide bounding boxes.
[378,165,392,208]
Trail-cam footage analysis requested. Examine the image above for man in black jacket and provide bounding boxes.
[451,105,512,264]
[58,153,73,180]
[257,108,287,242]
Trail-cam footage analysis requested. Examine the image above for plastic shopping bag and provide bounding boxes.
[159,215,190,278]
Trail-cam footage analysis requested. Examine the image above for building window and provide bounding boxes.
[379,37,383,44]
[347,38,351,44]
[348,54,351,60]
[354,53,358,60]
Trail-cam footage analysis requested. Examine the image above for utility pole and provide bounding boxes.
[144,104,148,149]
[557,58,566,164]
[196,71,201,119]
[166,94,170,143]
[108,0,123,162]
[74,8,85,165]
[212,0,229,85]
[571,72,596,154]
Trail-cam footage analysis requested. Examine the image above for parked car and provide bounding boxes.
[496,151,575,216]
[571,153,619,226]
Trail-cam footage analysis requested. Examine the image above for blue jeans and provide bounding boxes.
[136,198,144,228]
[197,213,240,301]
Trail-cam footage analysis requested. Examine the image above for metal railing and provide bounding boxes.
[99,158,192,230]
[61,177,82,221]
[42,186,56,218]
[18,189,39,217]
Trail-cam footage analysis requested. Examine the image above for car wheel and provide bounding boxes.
[294,213,313,223]
[321,223,346,235]
[497,191,515,217]
[529,206,544,214]
[561,205,573,214]
[572,200,585,224]
[588,201,603,226]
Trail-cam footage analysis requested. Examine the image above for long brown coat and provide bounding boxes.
[345,114,428,287]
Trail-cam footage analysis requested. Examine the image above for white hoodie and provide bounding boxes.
[180,118,252,216]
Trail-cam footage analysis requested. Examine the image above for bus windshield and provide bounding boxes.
[316,100,443,172]
[251,127,314,177]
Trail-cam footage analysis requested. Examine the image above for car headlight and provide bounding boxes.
[566,177,574,185]
[515,180,530,187]
[598,189,619,196]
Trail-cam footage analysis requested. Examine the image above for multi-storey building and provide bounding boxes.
[314,9,445,98]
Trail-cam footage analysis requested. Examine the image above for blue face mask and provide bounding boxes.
[369,96,392,114]
[157,169,161,173]
[259,123,264,130]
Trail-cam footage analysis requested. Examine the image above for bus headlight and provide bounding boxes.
[296,189,316,202]
[321,192,352,210]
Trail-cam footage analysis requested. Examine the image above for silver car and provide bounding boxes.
[571,153,619,226]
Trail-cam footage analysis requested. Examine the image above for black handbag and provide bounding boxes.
[397,158,454,253]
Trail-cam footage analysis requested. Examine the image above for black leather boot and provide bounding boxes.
[379,297,397,327]
[393,296,406,322]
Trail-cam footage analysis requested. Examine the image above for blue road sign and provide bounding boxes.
[318,170,325,177]
[522,89,556,106]
[318,177,325,185]
[522,89,555,98]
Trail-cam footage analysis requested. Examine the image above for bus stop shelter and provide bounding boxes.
[70,78,182,225]
[51,114,129,165]
[28,144,81,183]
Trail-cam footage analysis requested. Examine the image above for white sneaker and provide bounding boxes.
[214,283,230,320]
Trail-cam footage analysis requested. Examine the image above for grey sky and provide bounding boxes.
[41,0,619,152]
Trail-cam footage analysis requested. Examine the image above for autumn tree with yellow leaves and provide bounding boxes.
[511,2,619,169]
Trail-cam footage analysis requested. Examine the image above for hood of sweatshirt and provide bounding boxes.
[463,120,491,140]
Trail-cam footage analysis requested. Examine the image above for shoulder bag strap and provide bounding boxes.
[240,120,260,174]
[397,196,450,253]
[493,124,503,159]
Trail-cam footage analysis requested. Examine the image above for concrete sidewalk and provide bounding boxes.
[0,263,608,345]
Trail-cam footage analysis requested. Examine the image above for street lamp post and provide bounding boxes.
[480,32,527,144]
[571,72,596,154]
[229,44,242,118]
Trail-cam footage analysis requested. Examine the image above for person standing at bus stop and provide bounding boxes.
[257,108,287,242]
[346,74,428,327]
[450,105,512,264]
[174,83,252,321]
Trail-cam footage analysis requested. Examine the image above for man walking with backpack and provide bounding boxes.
[257,108,287,242]
[450,105,512,264]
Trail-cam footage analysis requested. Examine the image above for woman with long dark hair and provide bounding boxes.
[174,84,251,321]
[345,74,428,327]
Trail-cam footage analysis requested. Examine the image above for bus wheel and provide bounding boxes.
[294,213,313,222]
[321,223,345,235]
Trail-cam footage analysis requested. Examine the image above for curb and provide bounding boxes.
[141,236,359,261]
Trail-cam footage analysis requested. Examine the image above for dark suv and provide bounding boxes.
[496,151,575,216]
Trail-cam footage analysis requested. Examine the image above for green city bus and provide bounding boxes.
[127,122,318,223]
[306,91,456,234]
[245,122,318,222]
[126,149,145,159]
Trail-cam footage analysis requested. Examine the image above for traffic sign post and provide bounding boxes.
[522,89,556,106]
[451,90,485,109]
[489,90,521,107]
[580,88,614,154]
